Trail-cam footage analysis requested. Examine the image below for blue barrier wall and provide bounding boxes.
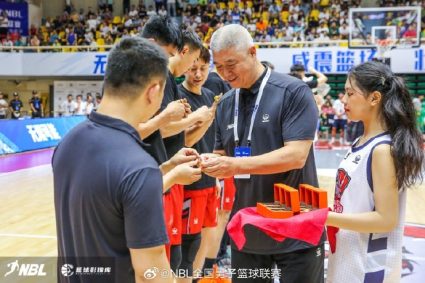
[0,116,86,155]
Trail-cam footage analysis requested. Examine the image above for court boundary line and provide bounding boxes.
[0,233,56,239]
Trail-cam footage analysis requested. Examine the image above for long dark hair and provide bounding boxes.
[348,61,424,190]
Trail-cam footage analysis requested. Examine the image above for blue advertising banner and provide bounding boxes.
[0,2,28,36]
[0,116,86,155]
[1,47,425,76]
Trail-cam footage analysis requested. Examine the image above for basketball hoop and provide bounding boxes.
[375,39,395,61]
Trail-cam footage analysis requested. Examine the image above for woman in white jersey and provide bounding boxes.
[326,61,424,283]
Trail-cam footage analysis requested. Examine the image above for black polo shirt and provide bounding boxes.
[162,70,185,158]
[203,72,231,96]
[179,85,216,190]
[53,111,168,283]
[215,70,321,255]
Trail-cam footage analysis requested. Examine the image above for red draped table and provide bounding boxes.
[227,207,329,250]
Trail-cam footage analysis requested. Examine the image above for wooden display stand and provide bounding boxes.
[256,183,328,219]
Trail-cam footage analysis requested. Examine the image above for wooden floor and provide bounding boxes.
[1,165,425,257]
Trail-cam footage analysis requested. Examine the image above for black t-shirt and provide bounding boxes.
[179,85,216,190]
[162,70,185,158]
[143,129,168,165]
[9,99,23,111]
[215,70,322,254]
[306,79,318,89]
[30,97,42,111]
[203,72,231,96]
[53,111,168,283]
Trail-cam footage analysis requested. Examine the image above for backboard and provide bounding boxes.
[348,6,421,49]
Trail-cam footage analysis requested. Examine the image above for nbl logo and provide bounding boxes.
[3,260,47,277]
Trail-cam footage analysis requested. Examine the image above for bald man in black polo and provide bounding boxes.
[202,25,324,283]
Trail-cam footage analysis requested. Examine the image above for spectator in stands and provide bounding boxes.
[339,22,349,39]
[0,91,8,119]
[290,63,328,89]
[154,0,164,13]
[75,94,87,115]
[14,36,25,47]
[67,29,77,46]
[95,93,102,106]
[62,94,77,116]
[0,0,408,50]
[30,90,43,118]
[129,5,138,18]
[403,23,418,42]
[2,35,13,50]
[328,21,339,38]
[30,35,41,51]
[9,92,23,119]
[86,93,95,115]
[147,5,157,17]
[320,97,335,139]
[158,5,168,16]
[167,0,176,17]
[331,92,347,145]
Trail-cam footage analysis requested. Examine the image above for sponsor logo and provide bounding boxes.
[4,260,47,277]
[61,264,74,277]
[26,124,61,143]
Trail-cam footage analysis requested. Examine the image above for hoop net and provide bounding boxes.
[375,39,395,60]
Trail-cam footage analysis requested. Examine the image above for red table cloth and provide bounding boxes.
[227,207,329,250]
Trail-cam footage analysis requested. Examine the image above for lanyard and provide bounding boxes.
[233,67,271,146]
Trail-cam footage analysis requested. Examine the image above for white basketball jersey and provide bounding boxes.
[327,133,406,283]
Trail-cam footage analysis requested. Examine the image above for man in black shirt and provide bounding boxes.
[178,46,220,281]
[53,37,172,283]
[138,15,186,165]
[139,16,209,273]
[9,92,23,119]
[203,24,324,283]
[29,90,43,118]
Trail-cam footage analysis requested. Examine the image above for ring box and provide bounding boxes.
[256,183,328,219]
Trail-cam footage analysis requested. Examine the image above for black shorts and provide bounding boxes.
[231,244,324,283]
[333,119,347,132]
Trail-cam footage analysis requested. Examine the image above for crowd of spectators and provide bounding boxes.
[0,90,102,119]
[0,0,424,51]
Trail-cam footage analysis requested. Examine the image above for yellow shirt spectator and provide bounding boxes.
[96,37,105,52]
[262,11,269,21]
[320,0,330,7]
[310,7,320,21]
[281,10,289,23]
